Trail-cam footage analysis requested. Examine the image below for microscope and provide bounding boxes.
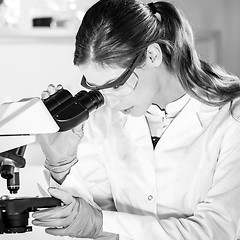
[0,88,104,234]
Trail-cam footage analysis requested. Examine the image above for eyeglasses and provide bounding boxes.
[81,50,145,96]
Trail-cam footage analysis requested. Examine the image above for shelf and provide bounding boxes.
[0,27,76,43]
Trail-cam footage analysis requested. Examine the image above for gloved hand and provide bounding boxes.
[32,187,103,238]
[37,84,84,183]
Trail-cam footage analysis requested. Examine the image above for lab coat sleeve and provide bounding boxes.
[60,107,123,212]
[102,120,240,240]
[59,138,115,210]
[43,146,114,209]
[42,133,115,211]
[41,106,116,208]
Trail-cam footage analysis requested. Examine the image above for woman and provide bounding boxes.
[32,0,240,239]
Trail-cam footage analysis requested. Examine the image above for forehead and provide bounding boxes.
[80,62,125,85]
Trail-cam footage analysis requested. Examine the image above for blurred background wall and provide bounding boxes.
[0,0,239,104]
[0,0,239,239]
[172,0,240,79]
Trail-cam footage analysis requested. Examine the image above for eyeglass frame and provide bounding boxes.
[81,49,145,91]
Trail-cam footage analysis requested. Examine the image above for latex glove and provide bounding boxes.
[37,84,84,183]
[37,129,82,176]
[32,187,103,238]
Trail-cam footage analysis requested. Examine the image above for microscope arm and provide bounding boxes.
[0,88,104,152]
[0,97,59,153]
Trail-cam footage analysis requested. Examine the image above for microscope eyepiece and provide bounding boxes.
[75,90,104,112]
[43,89,72,112]
[43,88,104,132]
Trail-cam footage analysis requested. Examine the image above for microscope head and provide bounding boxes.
[0,97,60,152]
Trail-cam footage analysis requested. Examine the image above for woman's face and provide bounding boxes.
[80,62,162,117]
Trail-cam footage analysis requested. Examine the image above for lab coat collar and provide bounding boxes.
[124,96,220,151]
[155,97,220,150]
[165,94,191,117]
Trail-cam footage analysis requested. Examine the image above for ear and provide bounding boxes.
[145,43,162,67]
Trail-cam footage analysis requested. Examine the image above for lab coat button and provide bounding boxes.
[148,195,153,201]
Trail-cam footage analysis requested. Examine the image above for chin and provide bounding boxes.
[129,109,146,117]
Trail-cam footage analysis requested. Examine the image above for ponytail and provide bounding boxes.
[150,1,240,106]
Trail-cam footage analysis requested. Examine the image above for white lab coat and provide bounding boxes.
[55,96,240,240]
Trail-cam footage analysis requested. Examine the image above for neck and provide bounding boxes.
[153,67,186,109]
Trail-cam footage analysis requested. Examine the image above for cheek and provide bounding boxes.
[134,79,158,105]
[103,95,122,109]
[102,73,159,115]
[129,78,159,115]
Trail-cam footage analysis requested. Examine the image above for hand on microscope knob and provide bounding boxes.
[41,83,63,99]
[37,84,84,184]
